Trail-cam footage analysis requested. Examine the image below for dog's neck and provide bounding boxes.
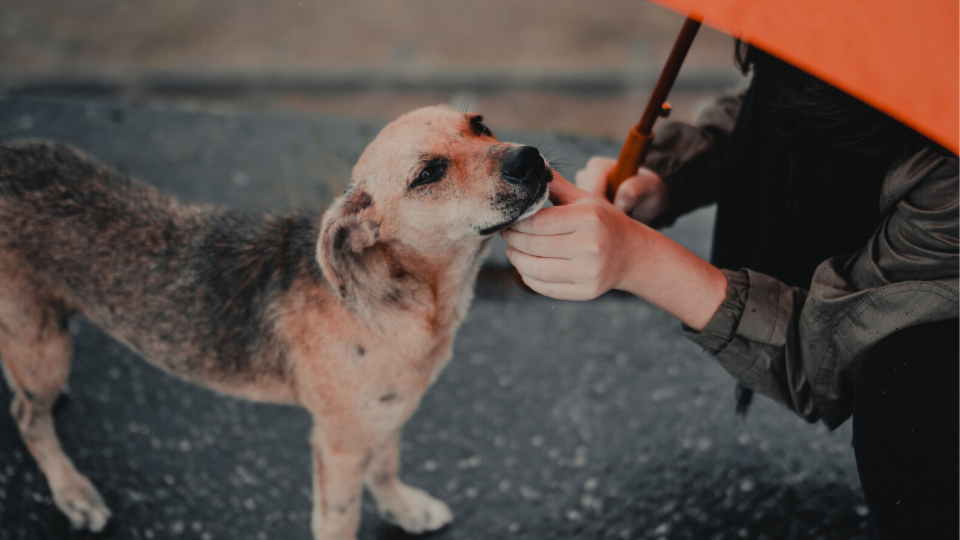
[335,235,491,336]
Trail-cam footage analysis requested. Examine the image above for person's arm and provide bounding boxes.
[505,146,959,428]
[689,150,959,427]
[503,174,727,331]
[790,148,959,427]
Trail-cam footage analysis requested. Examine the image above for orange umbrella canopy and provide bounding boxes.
[650,0,959,154]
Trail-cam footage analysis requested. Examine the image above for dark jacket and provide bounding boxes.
[643,74,959,429]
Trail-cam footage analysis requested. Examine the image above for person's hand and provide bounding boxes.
[574,156,668,224]
[502,173,646,301]
[503,172,727,331]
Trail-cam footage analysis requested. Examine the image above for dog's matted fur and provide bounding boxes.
[0,106,552,539]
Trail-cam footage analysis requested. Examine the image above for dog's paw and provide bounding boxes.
[51,474,111,532]
[378,484,453,534]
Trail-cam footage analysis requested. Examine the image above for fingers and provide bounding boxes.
[509,204,582,235]
[611,167,668,224]
[546,174,588,206]
[506,244,608,302]
[518,275,589,301]
[612,175,644,214]
[511,174,603,235]
[575,156,616,198]
[517,271,606,301]
[504,246,573,284]
[501,228,573,258]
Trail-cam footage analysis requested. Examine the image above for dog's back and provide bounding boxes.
[0,142,323,388]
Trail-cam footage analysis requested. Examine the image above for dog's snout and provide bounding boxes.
[502,146,545,185]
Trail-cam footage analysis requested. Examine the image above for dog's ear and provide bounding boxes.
[317,188,382,299]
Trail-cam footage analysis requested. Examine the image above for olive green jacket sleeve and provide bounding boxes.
[643,89,744,228]
[684,148,959,429]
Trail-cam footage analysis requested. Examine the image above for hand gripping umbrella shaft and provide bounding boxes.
[606,17,701,201]
[514,16,701,293]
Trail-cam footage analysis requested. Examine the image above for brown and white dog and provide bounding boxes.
[0,106,552,540]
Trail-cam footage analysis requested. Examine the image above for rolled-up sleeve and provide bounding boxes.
[683,148,959,429]
[685,269,819,422]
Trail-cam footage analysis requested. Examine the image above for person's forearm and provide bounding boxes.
[616,222,727,332]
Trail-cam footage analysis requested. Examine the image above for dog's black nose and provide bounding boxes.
[501,146,545,185]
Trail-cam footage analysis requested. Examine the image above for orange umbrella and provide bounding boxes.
[608,0,959,195]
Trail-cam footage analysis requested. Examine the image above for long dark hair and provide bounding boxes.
[734,41,935,160]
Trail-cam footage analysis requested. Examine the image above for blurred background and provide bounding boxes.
[0,0,742,137]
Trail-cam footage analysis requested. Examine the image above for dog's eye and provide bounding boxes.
[410,160,446,189]
[470,115,492,137]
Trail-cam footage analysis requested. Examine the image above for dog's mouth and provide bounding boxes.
[476,167,552,236]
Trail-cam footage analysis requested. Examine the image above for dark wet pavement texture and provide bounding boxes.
[0,96,872,540]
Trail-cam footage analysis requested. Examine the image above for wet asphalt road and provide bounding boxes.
[0,96,872,540]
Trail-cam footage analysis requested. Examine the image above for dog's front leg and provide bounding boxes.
[365,430,453,534]
[309,430,370,540]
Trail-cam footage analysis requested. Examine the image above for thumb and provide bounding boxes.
[547,173,589,206]
[612,167,667,223]
[612,175,643,214]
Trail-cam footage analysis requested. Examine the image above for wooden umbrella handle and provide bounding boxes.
[606,16,701,201]
[606,125,655,201]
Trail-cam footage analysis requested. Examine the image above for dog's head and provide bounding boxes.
[318,106,551,300]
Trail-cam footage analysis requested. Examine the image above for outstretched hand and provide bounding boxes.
[502,173,647,301]
[502,170,727,332]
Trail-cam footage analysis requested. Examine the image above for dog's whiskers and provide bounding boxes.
[543,142,567,156]
[542,144,569,174]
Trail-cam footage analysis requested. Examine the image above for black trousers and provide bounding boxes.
[853,319,959,540]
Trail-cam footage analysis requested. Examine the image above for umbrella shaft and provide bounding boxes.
[607,16,701,200]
